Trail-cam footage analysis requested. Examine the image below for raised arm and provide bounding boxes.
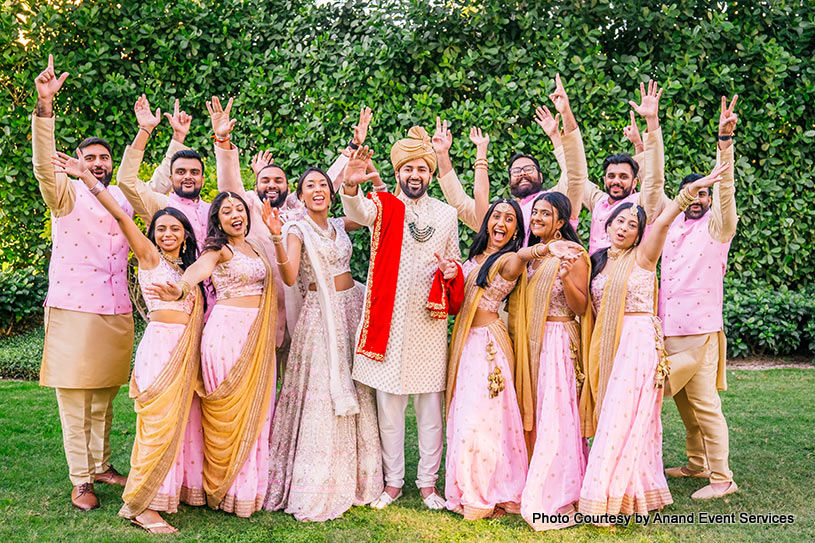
[32,54,75,217]
[261,200,303,286]
[628,80,668,223]
[638,161,730,269]
[709,95,739,242]
[469,127,491,224]
[117,95,169,222]
[326,106,374,191]
[340,146,379,226]
[53,151,157,267]
[434,117,479,230]
[207,96,243,194]
[534,104,569,197]
[548,75,586,221]
[148,99,192,193]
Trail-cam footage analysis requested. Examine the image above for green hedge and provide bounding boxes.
[1,1,813,358]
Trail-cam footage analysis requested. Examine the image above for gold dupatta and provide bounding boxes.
[119,290,204,518]
[199,239,278,509]
[580,248,663,437]
[508,250,592,455]
[445,254,515,415]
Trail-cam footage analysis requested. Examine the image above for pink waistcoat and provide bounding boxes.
[47,180,134,315]
[589,191,639,255]
[658,213,731,336]
[166,192,211,251]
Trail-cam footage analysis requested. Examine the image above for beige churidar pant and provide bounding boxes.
[665,332,733,484]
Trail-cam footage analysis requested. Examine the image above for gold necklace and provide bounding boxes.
[607,246,626,259]
[160,251,184,273]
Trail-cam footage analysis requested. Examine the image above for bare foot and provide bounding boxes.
[132,509,177,534]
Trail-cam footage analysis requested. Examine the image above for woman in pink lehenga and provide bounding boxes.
[52,153,205,534]
[444,198,531,520]
[150,191,279,518]
[578,162,729,519]
[510,192,590,531]
[263,151,383,521]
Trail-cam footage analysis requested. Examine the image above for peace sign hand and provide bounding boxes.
[165,99,192,141]
[719,95,739,137]
[623,111,643,151]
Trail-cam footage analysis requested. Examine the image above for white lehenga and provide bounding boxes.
[264,216,383,521]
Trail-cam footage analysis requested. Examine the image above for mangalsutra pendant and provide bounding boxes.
[408,221,435,242]
[486,341,505,398]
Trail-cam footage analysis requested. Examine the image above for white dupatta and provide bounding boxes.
[282,219,360,416]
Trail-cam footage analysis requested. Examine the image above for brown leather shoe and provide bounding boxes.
[95,465,127,486]
[71,483,100,511]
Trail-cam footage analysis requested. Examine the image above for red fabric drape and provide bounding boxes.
[426,262,464,319]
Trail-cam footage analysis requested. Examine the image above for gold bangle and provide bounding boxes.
[176,280,191,301]
[271,234,283,244]
[674,186,695,211]
[276,257,289,266]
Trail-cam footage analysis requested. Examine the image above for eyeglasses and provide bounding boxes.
[509,165,539,177]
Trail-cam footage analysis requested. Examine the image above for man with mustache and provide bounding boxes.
[642,95,740,500]
[340,127,463,511]
[32,55,132,510]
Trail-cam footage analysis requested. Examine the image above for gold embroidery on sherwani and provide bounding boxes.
[199,239,278,509]
[119,291,204,518]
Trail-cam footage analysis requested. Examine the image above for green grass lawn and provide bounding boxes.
[0,370,812,542]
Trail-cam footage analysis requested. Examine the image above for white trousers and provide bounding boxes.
[376,389,443,489]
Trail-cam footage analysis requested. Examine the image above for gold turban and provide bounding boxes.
[390,126,437,174]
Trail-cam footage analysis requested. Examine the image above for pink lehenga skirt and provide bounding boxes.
[521,321,588,531]
[444,320,528,519]
[201,305,275,518]
[131,322,205,512]
[578,315,673,515]
[265,287,383,522]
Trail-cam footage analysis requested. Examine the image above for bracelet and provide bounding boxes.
[372,184,387,191]
[347,139,360,150]
[176,280,191,301]
[211,134,231,143]
[532,245,544,258]
[138,126,153,137]
[89,182,106,195]
[276,257,289,266]
[717,135,733,141]
[674,186,695,211]
[271,233,284,244]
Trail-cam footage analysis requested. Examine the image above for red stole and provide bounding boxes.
[426,264,465,319]
[356,192,405,361]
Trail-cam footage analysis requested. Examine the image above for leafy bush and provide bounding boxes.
[723,280,815,359]
[1,0,813,292]
[0,268,48,333]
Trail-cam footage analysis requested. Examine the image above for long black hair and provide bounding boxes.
[146,207,207,307]
[467,198,525,289]
[526,192,582,247]
[589,202,646,283]
[204,191,251,252]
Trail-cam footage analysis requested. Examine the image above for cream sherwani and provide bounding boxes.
[642,129,737,484]
[341,187,460,489]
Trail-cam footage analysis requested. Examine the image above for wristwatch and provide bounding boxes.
[717,135,733,141]
[347,139,360,150]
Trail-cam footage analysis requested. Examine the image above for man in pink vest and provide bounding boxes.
[642,95,740,500]
[32,55,132,511]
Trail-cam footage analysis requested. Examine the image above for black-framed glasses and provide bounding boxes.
[509,165,539,177]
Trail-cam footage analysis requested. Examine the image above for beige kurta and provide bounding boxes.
[340,189,460,395]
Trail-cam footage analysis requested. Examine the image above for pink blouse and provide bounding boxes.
[211,243,266,301]
[463,258,517,313]
[591,261,655,314]
[139,257,195,314]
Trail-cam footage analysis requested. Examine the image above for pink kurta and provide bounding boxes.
[658,213,731,336]
[445,260,528,517]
